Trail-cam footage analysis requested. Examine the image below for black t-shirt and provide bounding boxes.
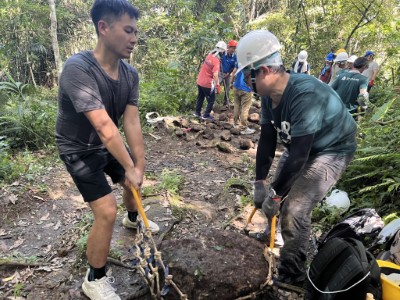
[55,51,139,155]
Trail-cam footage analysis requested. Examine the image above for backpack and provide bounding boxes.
[306,237,382,300]
[318,208,384,249]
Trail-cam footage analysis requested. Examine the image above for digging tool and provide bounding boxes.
[221,75,231,112]
[263,215,277,286]
[242,207,257,236]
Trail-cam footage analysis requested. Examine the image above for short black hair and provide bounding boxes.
[90,0,140,35]
[353,57,369,70]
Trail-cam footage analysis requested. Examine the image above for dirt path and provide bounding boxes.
[0,105,281,300]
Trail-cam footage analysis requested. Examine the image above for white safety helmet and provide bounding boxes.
[334,52,349,62]
[298,50,308,62]
[325,189,350,213]
[215,41,227,53]
[236,30,282,73]
[347,55,358,63]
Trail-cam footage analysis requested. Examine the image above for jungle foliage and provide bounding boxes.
[0,0,399,213]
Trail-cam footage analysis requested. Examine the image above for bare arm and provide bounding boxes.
[123,105,145,179]
[84,109,139,188]
[371,69,378,81]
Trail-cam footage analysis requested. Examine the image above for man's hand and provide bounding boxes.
[253,181,267,208]
[261,188,282,221]
[217,84,221,94]
[124,167,143,190]
[369,80,375,87]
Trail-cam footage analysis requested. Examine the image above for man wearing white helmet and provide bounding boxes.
[193,41,227,120]
[329,51,349,83]
[291,50,310,74]
[237,30,357,288]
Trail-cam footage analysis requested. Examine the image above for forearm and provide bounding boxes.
[371,70,378,81]
[124,123,145,174]
[272,134,314,196]
[256,123,277,181]
[213,72,219,86]
[123,106,145,174]
[97,120,135,171]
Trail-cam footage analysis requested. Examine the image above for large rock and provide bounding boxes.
[160,228,268,300]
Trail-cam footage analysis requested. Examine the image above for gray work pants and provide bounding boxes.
[275,150,353,279]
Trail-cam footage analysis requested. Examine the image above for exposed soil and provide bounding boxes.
[0,102,293,300]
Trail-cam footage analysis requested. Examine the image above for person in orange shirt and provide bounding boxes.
[193,41,227,120]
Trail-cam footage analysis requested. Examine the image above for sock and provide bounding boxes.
[128,211,138,222]
[88,265,106,281]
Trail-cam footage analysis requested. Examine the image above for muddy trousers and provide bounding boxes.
[233,88,252,127]
[195,84,216,117]
[275,150,353,280]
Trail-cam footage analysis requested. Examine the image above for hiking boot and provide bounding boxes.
[240,127,255,135]
[82,269,121,300]
[201,115,214,121]
[122,213,160,234]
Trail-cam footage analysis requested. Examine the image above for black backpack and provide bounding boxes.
[306,237,382,300]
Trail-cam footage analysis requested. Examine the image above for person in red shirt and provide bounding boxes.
[193,41,227,120]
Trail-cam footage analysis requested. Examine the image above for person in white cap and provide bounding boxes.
[347,55,358,70]
[291,50,310,74]
[193,41,227,120]
[236,30,357,290]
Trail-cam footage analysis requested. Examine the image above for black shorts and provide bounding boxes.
[60,148,126,202]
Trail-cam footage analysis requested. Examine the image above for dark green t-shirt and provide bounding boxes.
[330,71,368,110]
[260,73,357,156]
[55,51,139,155]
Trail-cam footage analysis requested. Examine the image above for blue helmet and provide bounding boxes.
[325,52,334,62]
[364,50,375,57]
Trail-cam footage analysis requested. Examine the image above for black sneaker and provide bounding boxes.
[201,115,214,121]
[192,112,201,118]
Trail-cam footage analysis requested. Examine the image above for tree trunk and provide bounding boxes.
[48,0,62,81]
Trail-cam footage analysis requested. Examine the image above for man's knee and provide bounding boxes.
[90,194,118,224]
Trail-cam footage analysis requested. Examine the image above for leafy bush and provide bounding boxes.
[338,86,400,215]
[0,81,57,150]
[139,64,197,119]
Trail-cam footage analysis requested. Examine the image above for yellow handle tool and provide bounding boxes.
[269,216,276,249]
[247,207,257,225]
[130,187,150,229]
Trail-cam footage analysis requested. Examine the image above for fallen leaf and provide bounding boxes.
[9,237,24,250]
[2,271,20,282]
[0,229,7,236]
[43,223,55,228]
[8,194,18,204]
[54,220,61,230]
[40,212,50,221]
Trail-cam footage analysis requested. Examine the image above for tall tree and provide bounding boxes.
[48,0,62,80]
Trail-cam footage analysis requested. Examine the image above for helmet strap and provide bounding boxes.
[251,68,258,94]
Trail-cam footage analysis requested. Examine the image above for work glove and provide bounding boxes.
[253,181,267,209]
[216,84,221,94]
[369,80,375,87]
[261,187,282,222]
